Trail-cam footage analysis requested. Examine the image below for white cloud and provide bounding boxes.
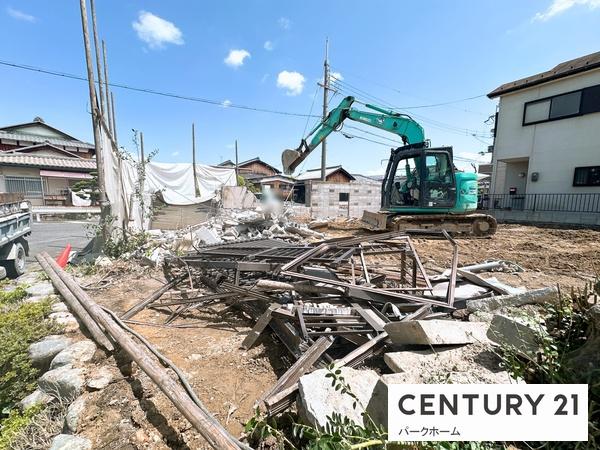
[171,151,180,156]
[224,49,251,68]
[132,11,184,49]
[277,71,306,96]
[533,0,600,21]
[278,17,291,30]
[330,71,343,82]
[6,7,36,22]
[221,99,232,108]
[264,40,274,51]
[260,73,270,84]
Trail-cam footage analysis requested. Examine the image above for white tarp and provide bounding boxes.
[99,121,236,230]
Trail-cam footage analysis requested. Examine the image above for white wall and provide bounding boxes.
[491,68,600,195]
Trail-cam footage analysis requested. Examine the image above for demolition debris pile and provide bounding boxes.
[38,223,575,448]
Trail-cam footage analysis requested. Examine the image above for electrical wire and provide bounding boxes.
[330,66,488,114]
[330,78,492,138]
[0,59,321,119]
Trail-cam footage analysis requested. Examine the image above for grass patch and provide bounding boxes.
[0,404,43,450]
[0,298,60,412]
[0,285,27,306]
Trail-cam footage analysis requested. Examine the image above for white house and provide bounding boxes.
[488,51,600,198]
[486,51,600,224]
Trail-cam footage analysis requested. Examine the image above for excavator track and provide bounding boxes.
[362,211,498,237]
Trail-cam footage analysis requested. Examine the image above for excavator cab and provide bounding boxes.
[382,143,457,211]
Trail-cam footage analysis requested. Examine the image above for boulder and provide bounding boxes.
[51,302,69,313]
[298,367,379,428]
[49,312,80,332]
[467,286,559,313]
[18,388,53,410]
[65,394,88,433]
[26,282,55,297]
[384,320,489,346]
[50,340,97,369]
[87,366,115,390]
[50,434,92,450]
[487,314,546,358]
[38,365,85,399]
[28,336,73,372]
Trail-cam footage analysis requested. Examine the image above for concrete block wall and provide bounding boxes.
[491,210,600,227]
[306,181,381,219]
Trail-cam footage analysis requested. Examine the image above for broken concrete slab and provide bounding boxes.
[467,286,559,313]
[193,226,222,245]
[298,367,379,428]
[487,314,546,357]
[431,282,489,300]
[384,344,519,384]
[384,319,489,346]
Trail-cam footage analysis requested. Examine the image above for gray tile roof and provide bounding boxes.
[0,130,94,149]
[0,153,96,171]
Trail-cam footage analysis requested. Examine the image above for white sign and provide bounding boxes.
[387,384,588,442]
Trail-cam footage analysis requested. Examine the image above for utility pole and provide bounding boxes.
[234,140,239,181]
[102,40,113,136]
[110,91,118,143]
[139,131,145,226]
[320,38,330,181]
[89,0,105,120]
[192,123,200,196]
[79,0,109,243]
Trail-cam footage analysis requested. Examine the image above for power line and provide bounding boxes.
[330,79,491,138]
[331,66,488,114]
[0,59,321,119]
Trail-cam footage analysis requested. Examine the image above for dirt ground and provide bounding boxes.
[75,223,600,448]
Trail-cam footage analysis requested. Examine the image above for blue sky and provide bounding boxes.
[0,0,599,175]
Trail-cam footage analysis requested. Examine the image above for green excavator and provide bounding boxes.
[282,96,497,236]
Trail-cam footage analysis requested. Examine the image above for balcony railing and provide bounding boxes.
[479,193,600,213]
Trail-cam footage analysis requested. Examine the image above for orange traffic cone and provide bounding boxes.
[56,244,72,268]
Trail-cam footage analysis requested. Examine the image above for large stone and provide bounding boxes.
[487,314,546,357]
[467,286,559,313]
[49,312,80,332]
[384,320,489,346]
[384,344,519,384]
[298,367,379,429]
[26,282,56,297]
[18,388,53,410]
[28,336,73,372]
[17,270,45,285]
[87,366,116,390]
[51,302,69,313]
[50,434,92,450]
[38,365,85,399]
[65,394,88,433]
[50,340,97,369]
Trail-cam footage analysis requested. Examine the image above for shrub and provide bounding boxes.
[0,299,60,410]
[0,286,28,306]
[0,405,43,450]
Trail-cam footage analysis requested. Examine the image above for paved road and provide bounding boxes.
[27,221,94,262]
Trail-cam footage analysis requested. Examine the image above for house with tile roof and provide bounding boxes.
[0,117,96,206]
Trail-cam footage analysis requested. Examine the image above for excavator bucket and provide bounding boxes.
[282,148,303,175]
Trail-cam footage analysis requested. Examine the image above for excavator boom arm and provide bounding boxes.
[282,96,425,174]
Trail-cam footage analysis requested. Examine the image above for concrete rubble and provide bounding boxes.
[384,319,489,346]
[486,314,547,357]
[467,286,559,313]
[298,367,380,428]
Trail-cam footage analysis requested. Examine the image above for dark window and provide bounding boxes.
[339,192,349,201]
[573,166,600,187]
[523,83,600,125]
[549,91,581,119]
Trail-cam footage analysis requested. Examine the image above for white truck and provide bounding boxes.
[0,193,32,278]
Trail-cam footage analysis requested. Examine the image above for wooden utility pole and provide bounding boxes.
[110,91,118,143]
[102,40,113,136]
[191,123,200,197]
[320,38,330,181]
[234,140,239,181]
[79,0,109,240]
[89,0,105,120]
[139,131,145,226]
